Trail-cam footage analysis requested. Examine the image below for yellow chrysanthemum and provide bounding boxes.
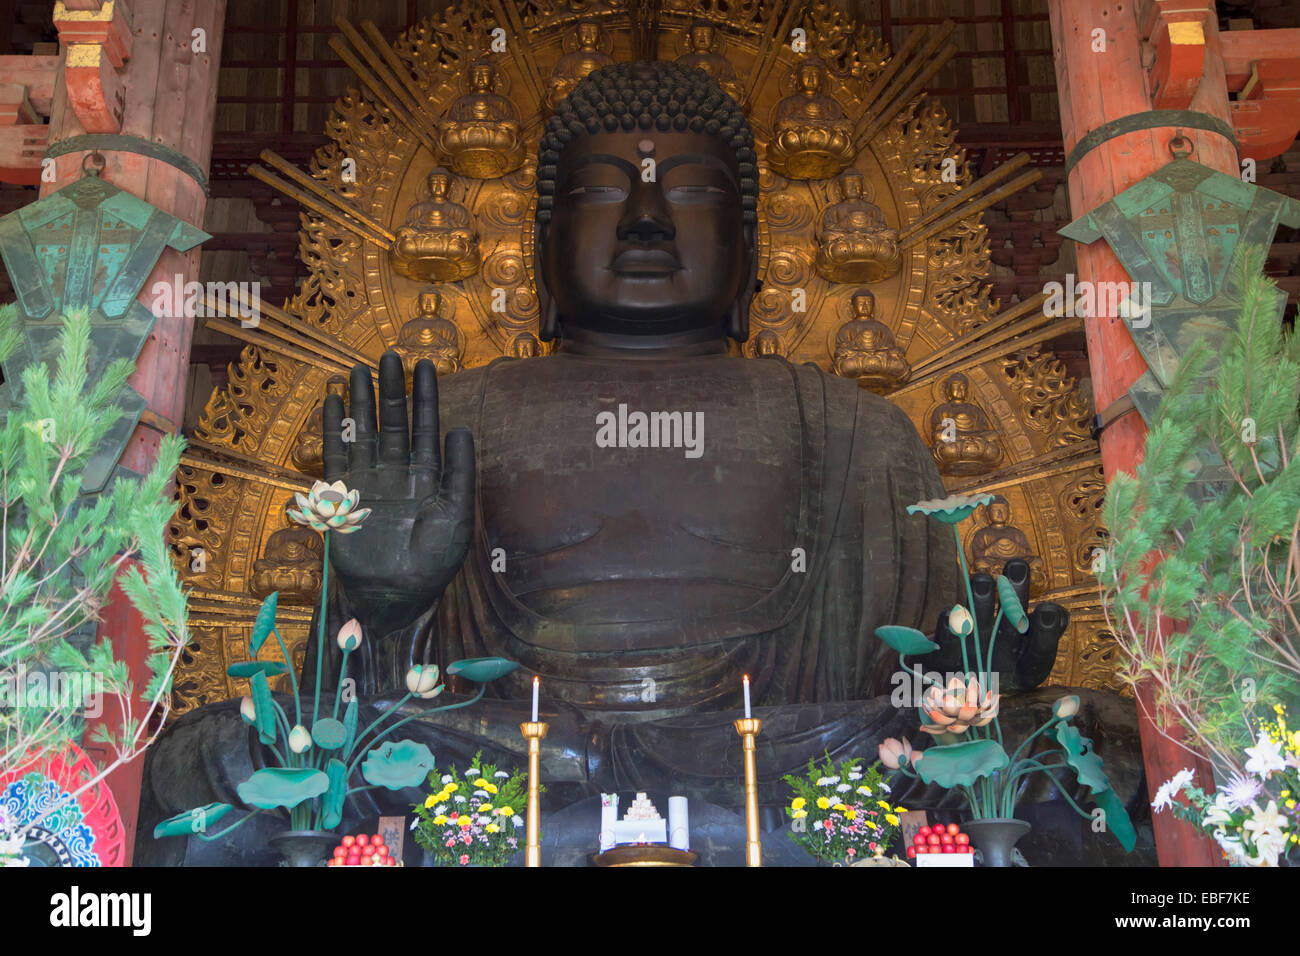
[876,800,892,811]
[885,813,900,826]
[844,809,857,821]
[832,803,847,812]
[474,778,490,788]
[433,815,448,825]
[459,817,473,827]
[816,796,830,810]
[486,823,500,834]
[497,806,515,817]
[791,797,806,810]
[424,794,439,808]
[895,806,908,814]
[479,805,493,814]
[445,782,459,793]
[856,786,872,796]
[792,809,807,819]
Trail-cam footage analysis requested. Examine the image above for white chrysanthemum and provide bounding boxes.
[494,770,509,778]
[473,789,490,798]
[879,782,891,793]
[848,773,862,781]
[835,783,852,793]
[1222,771,1262,810]
[816,776,840,786]
[441,774,453,784]
[454,795,467,803]
[513,816,524,828]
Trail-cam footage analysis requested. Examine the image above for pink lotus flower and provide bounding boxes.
[878,736,916,769]
[920,676,999,734]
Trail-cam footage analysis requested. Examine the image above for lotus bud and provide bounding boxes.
[336,618,363,652]
[1053,695,1080,720]
[405,664,443,699]
[947,605,974,637]
[239,695,256,723]
[288,724,312,753]
[878,737,914,770]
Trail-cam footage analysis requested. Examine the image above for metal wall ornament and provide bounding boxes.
[173,1,1116,715]
[0,153,209,491]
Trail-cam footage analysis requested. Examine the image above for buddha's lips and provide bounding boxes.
[610,249,682,274]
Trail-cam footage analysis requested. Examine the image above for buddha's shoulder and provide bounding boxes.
[764,356,912,422]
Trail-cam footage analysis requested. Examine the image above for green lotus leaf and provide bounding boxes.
[249,592,279,654]
[320,759,349,831]
[913,738,1009,788]
[1093,786,1137,853]
[996,575,1029,634]
[249,670,277,745]
[446,657,520,684]
[361,740,437,791]
[342,696,359,758]
[152,802,233,839]
[906,494,995,525]
[227,660,289,678]
[236,767,329,810]
[874,625,940,656]
[1054,722,1112,793]
[312,717,347,751]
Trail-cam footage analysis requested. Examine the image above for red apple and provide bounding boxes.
[942,844,956,853]
[946,823,960,835]
[376,845,390,858]
[906,846,918,859]
[372,834,385,846]
[356,834,369,846]
[342,835,356,847]
[955,833,970,845]
[917,825,931,836]
[913,834,927,846]
[926,834,941,846]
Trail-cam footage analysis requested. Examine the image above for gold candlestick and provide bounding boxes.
[520,720,548,867]
[733,717,763,867]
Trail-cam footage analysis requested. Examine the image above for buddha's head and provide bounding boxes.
[535,61,758,346]
[945,372,970,402]
[838,168,864,200]
[468,59,496,92]
[850,288,875,319]
[427,168,452,200]
[797,58,827,94]
[986,496,1011,526]
[416,290,442,316]
[576,20,601,50]
[689,21,716,53]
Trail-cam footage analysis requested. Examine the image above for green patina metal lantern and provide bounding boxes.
[0,154,208,491]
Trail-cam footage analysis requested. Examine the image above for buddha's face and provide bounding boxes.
[798,64,823,92]
[577,22,599,48]
[851,293,874,317]
[537,128,754,339]
[947,376,969,401]
[988,502,1010,524]
[840,174,863,199]
[417,292,441,315]
[691,26,713,51]
[428,172,450,198]
[470,65,493,90]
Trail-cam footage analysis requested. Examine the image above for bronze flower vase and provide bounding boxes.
[268,830,338,867]
[963,818,1030,867]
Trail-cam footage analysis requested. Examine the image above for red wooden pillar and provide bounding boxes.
[43,0,226,864]
[1048,0,1226,866]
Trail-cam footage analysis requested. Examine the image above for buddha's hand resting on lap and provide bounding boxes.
[923,558,1067,695]
[322,352,475,636]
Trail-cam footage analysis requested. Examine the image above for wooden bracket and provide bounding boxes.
[1141,0,1211,110]
[0,124,50,185]
[53,0,133,134]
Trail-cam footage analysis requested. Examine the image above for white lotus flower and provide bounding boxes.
[1053,695,1080,719]
[405,664,444,699]
[239,695,256,723]
[288,480,372,534]
[947,604,974,637]
[288,724,312,754]
[1244,732,1286,777]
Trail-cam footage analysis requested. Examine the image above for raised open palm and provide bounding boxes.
[321,352,475,636]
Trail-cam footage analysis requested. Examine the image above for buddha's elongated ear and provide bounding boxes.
[726,221,758,343]
[533,219,559,342]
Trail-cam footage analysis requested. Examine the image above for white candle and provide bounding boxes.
[532,675,539,723]
[668,796,689,851]
[743,674,752,718]
[600,793,618,853]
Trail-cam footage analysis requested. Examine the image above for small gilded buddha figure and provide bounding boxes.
[291,375,347,477]
[767,56,854,180]
[929,372,1004,476]
[436,58,525,179]
[545,19,615,114]
[751,328,783,358]
[250,518,325,605]
[831,289,910,393]
[393,290,463,380]
[509,331,542,358]
[815,168,903,283]
[674,20,746,110]
[389,168,481,282]
[970,496,1049,596]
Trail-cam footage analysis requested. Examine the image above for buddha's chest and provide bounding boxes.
[471,356,804,600]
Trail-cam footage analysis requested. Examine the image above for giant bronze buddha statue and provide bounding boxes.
[138,62,1144,865]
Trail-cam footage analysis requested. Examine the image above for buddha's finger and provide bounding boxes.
[377,352,409,467]
[439,427,476,522]
[1001,558,1032,619]
[410,359,441,479]
[1018,603,1067,690]
[348,363,378,470]
[322,393,347,480]
[969,572,997,641]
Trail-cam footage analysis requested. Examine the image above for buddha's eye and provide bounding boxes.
[565,184,628,202]
[665,184,727,203]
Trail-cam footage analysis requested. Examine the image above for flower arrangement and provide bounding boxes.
[411,752,529,866]
[873,494,1135,852]
[153,482,519,848]
[1152,705,1298,866]
[783,753,906,864]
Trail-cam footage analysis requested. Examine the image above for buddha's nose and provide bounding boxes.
[617,181,675,242]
